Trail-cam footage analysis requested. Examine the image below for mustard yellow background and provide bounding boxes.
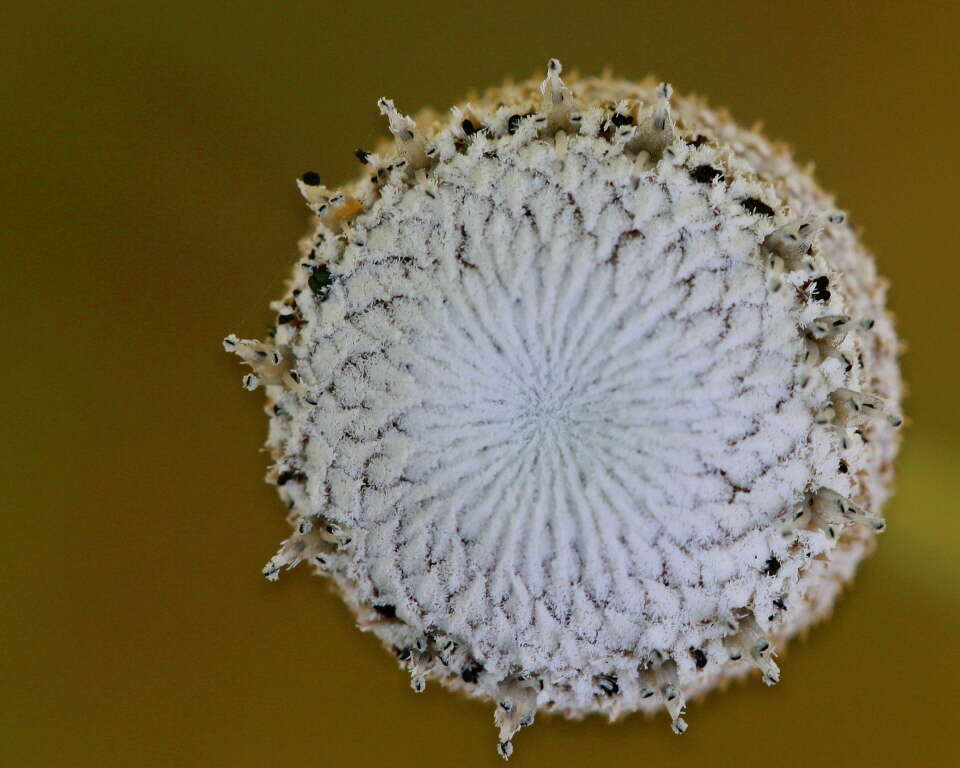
[3,1,958,766]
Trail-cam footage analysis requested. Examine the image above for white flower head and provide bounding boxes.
[226,60,901,757]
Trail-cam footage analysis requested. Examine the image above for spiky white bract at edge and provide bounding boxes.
[226,60,901,757]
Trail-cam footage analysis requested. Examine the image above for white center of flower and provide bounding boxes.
[299,140,818,677]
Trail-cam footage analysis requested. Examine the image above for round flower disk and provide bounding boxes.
[225,60,901,757]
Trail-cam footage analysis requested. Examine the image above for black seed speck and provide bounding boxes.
[461,119,476,136]
[309,265,332,297]
[373,604,397,618]
[597,675,619,695]
[461,663,483,683]
[610,112,633,127]
[762,556,781,576]
[507,114,522,135]
[691,165,724,184]
[301,171,321,186]
[354,148,370,164]
[277,313,295,325]
[741,197,775,217]
[686,134,708,147]
[838,459,849,473]
[691,648,708,669]
[812,276,831,302]
[773,598,787,611]
[276,470,304,486]
[395,646,411,661]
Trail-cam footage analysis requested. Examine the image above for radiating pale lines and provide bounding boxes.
[295,146,818,669]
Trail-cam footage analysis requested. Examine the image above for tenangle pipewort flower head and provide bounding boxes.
[225,59,902,757]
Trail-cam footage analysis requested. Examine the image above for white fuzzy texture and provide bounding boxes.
[310,145,818,667]
[233,68,901,751]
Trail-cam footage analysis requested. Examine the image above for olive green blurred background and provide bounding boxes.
[3,1,958,766]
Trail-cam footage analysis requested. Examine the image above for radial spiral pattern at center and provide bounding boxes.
[297,143,819,685]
